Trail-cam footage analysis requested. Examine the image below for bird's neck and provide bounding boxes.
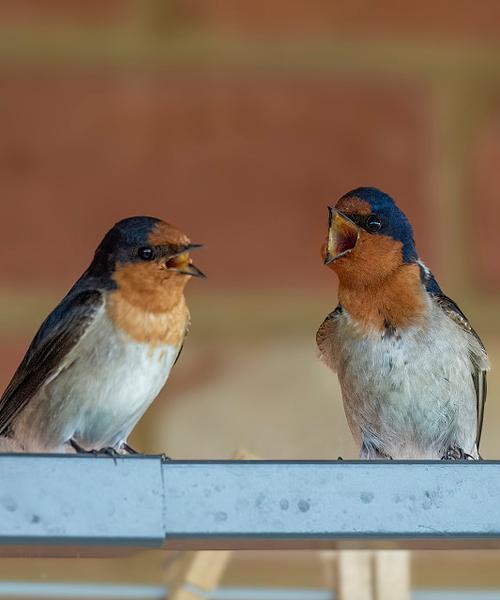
[112,263,189,313]
[337,263,427,333]
[107,290,189,347]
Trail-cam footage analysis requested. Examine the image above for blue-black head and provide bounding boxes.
[86,216,205,281]
[339,187,417,263]
[324,187,418,270]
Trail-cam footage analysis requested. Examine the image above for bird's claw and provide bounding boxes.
[97,446,121,457]
[442,446,475,460]
[69,439,121,463]
[69,439,88,454]
[120,442,140,455]
[94,446,121,465]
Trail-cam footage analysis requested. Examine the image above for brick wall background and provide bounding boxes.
[0,71,433,287]
[1,1,500,591]
[0,2,499,292]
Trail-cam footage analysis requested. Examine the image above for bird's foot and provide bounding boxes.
[69,439,89,454]
[441,446,475,460]
[96,446,121,458]
[69,439,121,461]
[120,442,140,455]
[91,446,122,465]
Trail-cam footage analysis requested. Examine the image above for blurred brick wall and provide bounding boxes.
[0,0,131,25]
[0,1,499,291]
[0,71,433,289]
[3,0,500,42]
[180,0,500,40]
[471,102,500,290]
[6,0,493,40]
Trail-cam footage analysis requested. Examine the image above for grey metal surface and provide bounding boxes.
[2,455,500,553]
[0,582,331,600]
[0,583,497,600]
[162,460,500,548]
[0,581,165,599]
[0,454,164,550]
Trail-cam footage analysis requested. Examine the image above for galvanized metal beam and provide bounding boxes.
[0,583,498,600]
[1,455,500,556]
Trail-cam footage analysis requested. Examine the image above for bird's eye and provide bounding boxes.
[366,215,382,233]
[138,247,154,260]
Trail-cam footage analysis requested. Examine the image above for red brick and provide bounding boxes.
[0,0,131,26]
[0,70,433,289]
[0,338,30,390]
[471,105,500,289]
[1,1,499,42]
[182,0,500,42]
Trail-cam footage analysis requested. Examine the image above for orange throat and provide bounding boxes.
[337,263,427,333]
[107,291,189,347]
[107,263,190,346]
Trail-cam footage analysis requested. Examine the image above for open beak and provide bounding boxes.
[324,207,360,265]
[166,244,206,278]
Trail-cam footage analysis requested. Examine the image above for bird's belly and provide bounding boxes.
[335,321,477,458]
[20,314,180,451]
[68,341,178,449]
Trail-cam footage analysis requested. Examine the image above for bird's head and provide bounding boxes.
[322,187,417,286]
[89,216,204,304]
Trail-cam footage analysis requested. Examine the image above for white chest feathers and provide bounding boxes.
[318,301,483,458]
[20,306,182,451]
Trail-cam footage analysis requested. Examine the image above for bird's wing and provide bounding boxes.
[316,305,343,370]
[0,289,104,434]
[434,294,489,450]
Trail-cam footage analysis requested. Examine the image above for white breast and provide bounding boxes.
[18,306,181,451]
[320,300,480,458]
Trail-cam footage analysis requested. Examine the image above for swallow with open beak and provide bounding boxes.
[317,187,489,459]
[0,216,204,454]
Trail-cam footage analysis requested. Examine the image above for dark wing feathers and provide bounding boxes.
[434,294,489,450]
[0,289,103,434]
[420,264,488,449]
[475,370,487,451]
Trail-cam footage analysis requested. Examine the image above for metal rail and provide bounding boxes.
[0,583,497,600]
[1,455,500,555]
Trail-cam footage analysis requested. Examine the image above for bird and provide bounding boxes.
[316,187,489,460]
[0,216,204,454]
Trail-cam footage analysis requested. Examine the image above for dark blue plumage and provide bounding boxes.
[88,216,162,279]
[340,187,418,263]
